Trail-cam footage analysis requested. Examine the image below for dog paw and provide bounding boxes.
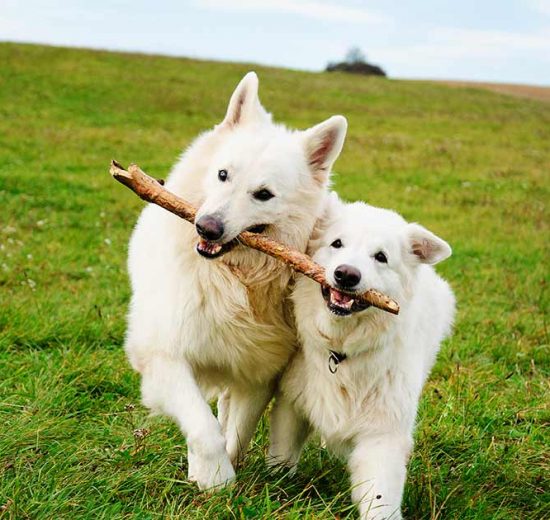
[187,450,199,482]
[266,454,298,476]
[187,450,235,491]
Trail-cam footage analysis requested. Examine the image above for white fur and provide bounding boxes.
[125,72,347,490]
[269,195,455,519]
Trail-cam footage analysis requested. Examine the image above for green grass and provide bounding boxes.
[0,42,548,519]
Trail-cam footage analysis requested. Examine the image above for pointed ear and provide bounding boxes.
[221,71,270,128]
[308,191,342,253]
[302,115,347,185]
[317,191,341,229]
[325,190,341,214]
[404,223,452,265]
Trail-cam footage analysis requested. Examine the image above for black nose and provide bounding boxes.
[334,264,361,289]
[196,215,224,241]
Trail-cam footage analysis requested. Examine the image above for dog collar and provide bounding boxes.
[328,349,347,374]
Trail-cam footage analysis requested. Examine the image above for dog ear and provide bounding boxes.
[221,72,270,128]
[404,223,452,265]
[323,191,341,219]
[307,192,341,253]
[302,115,347,185]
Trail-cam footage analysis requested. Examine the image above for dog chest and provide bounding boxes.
[283,343,419,445]
[179,275,297,385]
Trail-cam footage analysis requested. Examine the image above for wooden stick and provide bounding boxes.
[109,160,400,315]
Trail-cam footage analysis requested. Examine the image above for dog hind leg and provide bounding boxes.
[217,389,231,434]
[224,382,275,466]
[268,390,311,474]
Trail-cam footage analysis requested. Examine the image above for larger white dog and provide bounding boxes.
[269,194,455,519]
[125,72,347,490]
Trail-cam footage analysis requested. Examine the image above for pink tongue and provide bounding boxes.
[331,288,353,304]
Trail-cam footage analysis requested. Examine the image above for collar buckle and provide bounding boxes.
[328,350,347,374]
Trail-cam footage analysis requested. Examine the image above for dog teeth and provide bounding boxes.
[198,239,222,255]
[330,289,354,309]
[340,299,354,309]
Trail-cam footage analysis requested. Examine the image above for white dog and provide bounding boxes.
[269,194,455,519]
[124,72,347,490]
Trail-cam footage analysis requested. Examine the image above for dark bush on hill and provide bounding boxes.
[326,46,387,77]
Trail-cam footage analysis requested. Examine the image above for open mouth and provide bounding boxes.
[196,238,237,259]
[321,285,371,317]
[195,224,268,259]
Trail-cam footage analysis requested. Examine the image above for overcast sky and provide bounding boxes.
[2,0,549,85]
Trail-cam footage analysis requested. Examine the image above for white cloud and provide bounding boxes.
[432,27,550,54]
[529,0,550,16]
[195,0,391,24]
[373,26,550,72]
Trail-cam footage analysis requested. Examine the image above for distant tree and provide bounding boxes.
[345,46,366,65]
[326,46,387,77]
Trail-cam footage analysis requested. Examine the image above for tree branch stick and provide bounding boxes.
[109,160,399,315]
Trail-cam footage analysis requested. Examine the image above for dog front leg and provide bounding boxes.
[348,433,412,520]
[268,390,311,473]
[140,355,235,490]
[224,382,275,466]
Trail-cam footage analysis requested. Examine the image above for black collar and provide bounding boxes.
[328,349,347,374]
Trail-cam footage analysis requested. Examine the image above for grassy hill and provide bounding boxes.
[0,42,548,519]
[430,80,550,103]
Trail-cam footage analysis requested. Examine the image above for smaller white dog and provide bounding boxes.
[269,194,455,519]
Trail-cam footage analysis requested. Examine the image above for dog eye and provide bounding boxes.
[331,239,343,248]
[218,169,228,182]
[374,251,388,263]
[253,189,274,201]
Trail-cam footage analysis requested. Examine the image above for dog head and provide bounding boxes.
[308,194,452,317]
[194,72,347,259]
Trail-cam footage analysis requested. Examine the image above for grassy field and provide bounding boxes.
[426,80,550,103]
[0,42,548,519]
